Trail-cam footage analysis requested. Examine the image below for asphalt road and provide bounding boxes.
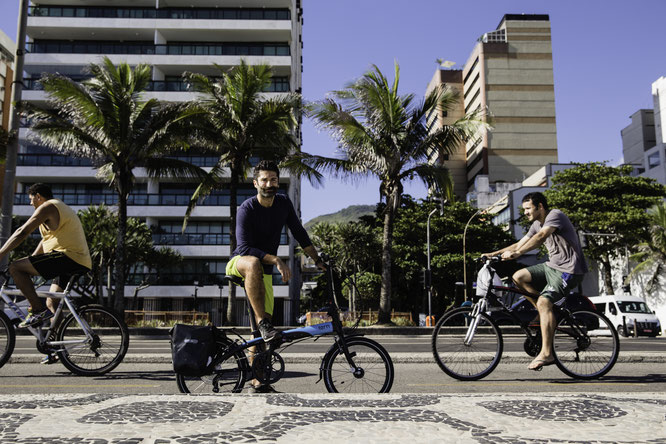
[11,334,666,356]
[0,361,664,395]
[3,335,664,395]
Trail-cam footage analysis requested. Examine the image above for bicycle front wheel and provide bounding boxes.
[0,311,16,369]
[553,309,619,379]
[177,349,247,394]
[431,306,503,381]
[322,336,394,393]
[57,305,129,376]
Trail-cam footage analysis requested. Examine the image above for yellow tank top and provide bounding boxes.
[39,199,92,269]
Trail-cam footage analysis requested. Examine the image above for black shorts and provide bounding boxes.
[28,251,90,288]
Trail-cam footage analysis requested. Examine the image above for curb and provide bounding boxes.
[8,352,666,364]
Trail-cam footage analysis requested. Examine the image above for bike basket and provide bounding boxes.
[170,324,217,377]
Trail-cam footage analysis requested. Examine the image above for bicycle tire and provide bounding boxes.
[431,306,503,381]
[176,344,248,394]
[553,309,619,380]
[56,305,129,376]
[321,336,394,393]
[0,311,16,369]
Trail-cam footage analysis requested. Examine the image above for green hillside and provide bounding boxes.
[304,204,376,230]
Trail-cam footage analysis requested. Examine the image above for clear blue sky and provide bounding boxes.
[2,0,665,223]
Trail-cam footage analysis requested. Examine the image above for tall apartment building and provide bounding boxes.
[0,29,16,201]
[426,14,558,201]
[16,0,304,325]
[622,77,666,184]
[0,30,15,131]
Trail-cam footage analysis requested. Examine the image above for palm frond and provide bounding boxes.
[142,156,208,181]
[182,162,227,231]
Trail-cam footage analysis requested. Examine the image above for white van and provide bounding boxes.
[588,294,662,337]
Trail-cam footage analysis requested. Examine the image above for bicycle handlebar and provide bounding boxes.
[479,255,502,263]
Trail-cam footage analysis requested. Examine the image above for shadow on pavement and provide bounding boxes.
[550,374,666,384]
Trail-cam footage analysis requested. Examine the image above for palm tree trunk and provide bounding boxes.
[378,191,398,324]
[226,165,239,325]
[113,180,129,317]
[107,263,114,309]
[601,254,615,295]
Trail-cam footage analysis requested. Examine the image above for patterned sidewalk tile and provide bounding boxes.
[0,393,663,443]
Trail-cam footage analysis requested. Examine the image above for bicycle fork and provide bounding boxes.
[464,300,488,346]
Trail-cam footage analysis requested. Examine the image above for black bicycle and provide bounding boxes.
[431,256,620,380]
[176,254,394,393]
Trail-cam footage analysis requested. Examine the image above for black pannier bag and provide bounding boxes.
[171,324,217,376]
[559,293,600,330]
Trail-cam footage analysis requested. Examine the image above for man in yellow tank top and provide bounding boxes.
[0,183,91,330]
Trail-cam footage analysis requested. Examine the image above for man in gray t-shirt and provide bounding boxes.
[483,192,587,371]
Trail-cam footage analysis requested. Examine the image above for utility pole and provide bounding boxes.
[0,0,30,269]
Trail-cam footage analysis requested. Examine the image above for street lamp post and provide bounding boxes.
[0,0,30,269]
[425,199,445,325]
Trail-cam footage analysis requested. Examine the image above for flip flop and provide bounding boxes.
[528,358,555,371]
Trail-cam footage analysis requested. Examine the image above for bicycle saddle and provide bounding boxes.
[222,275,244,286]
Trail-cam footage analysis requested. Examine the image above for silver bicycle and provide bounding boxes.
[0,270,129,376]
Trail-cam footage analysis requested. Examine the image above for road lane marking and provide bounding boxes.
[0,384,160,388]
[407,382,647,387]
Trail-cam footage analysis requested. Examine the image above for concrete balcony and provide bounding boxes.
[160,245,289,258]
[24,53,292,71]
[27,17,292,42]
[125,284,290,298]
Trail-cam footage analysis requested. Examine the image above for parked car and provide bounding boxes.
[588,294,662,337]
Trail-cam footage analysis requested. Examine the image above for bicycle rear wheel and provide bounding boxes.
[553,309,619,379]
[321,336,394,393]
[57,305,129,376]
[431,306,503,381]
[176,348,247,394]
[0,311,16,369]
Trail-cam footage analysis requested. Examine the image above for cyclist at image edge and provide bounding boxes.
[0,183,92,334]
[482,192,588,371]
[226,160,325,390]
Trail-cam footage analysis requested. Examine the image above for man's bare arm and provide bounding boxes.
[32,240,44,256]
[502,226,556,260]
[262,253,291,283]
[0,204,54,260]
[484,236,529,257]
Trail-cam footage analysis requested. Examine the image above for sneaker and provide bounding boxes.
[258,318,280,343]
[18,309,53,328]
[40,354,59,365]
[248,384,279,394]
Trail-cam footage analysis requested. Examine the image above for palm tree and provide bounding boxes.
[183,60,318,324]
[306,63,486,324]
[629,202,666,291]
[23,57,206,316]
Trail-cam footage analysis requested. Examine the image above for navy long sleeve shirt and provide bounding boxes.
[232,193,313,274]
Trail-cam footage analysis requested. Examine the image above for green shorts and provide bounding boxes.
[526,263,584,303]
[225,255,274,315]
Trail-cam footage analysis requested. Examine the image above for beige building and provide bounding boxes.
[426,14,558,200]
[0,30,15,131]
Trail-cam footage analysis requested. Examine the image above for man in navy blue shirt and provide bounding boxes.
[225,160,324,347]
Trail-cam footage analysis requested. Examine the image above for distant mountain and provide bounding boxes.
[304,204,376,230]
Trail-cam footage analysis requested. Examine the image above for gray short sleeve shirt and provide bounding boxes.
[526,209,588,274]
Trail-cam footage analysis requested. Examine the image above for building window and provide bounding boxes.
[647,151,661,169]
